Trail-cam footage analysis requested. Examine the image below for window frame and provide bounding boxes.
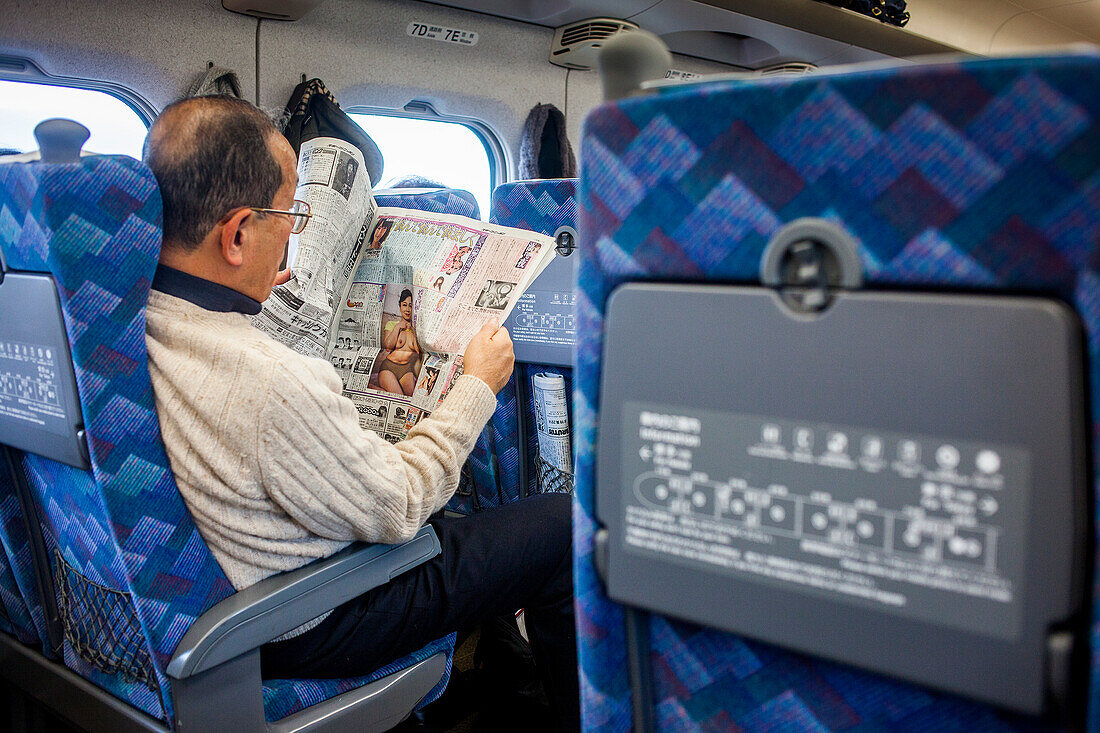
[344,100,507,195]
[0,55,157,133]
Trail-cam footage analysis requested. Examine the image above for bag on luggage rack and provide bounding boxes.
[815,0,909,27]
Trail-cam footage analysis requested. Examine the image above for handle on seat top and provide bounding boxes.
[596,29,672,102]
[34,119,90,164]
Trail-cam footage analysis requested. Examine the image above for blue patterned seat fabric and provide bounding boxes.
[263,632,456,722]
[374,187,479,219]
[0,156,455,725]
[576,53,1100,730]
[0,465,49,646]
[0,156,219,720]
[457,180,580,512]
[488,180,578,501]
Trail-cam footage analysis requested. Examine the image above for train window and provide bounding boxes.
[0,79,148,158]
[348,112,496,219]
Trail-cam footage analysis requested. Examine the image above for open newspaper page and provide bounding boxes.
[331,209,555,442]
[253,135,556,443]
[251,136,376,357]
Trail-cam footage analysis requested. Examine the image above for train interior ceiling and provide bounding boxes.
[3,0,1100,180]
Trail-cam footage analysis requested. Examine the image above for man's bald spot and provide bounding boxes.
[143,95,285,250]
[144,96,279,166]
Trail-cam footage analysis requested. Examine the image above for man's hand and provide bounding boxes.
[463,322,514,394]
[272,267,294,288]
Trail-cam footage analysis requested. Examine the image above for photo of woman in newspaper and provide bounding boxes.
[377,287,421,396]
[368,218,393,252]
[332,152,358,200]
[417,365,440,396]
[474,280,515,311]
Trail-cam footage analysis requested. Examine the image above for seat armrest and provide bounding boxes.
[167,526,440,679]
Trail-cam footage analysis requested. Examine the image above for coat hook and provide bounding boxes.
[208,60,214,69]
[301,73,307,84]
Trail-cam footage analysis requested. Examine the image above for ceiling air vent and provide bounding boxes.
[757,62,818,76]
[550,18,639,70]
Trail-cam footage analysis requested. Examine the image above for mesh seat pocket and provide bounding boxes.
[535,455,573,495]
[54,550,159,692]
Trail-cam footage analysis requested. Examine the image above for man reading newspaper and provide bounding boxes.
[253,132,558,446]
[142,95,578,731]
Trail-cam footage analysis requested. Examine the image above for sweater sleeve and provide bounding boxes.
[257,358,497,544]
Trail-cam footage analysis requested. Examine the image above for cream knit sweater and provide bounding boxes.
[145,290,498,592]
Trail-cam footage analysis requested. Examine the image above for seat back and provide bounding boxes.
[472,179,577,511]
[0,155,234,723]
[0,477,45,646]
[575,52,1100,729]
[373,187,479,219]
[0,161,464,729]
[0,215,90,654]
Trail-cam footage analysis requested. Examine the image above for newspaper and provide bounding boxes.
[253,136,556,442]
[532,372,573,475]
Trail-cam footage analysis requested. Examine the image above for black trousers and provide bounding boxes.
[260,493,579,732]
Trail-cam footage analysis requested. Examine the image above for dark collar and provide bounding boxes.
[151,264,263,316]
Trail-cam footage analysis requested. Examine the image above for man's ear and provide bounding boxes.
[219,208,252,267]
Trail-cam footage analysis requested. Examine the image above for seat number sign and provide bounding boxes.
[407,22,478,46]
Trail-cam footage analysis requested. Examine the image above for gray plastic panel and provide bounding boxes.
[597,283,1087,715]
[503,251,576,366]
[168,527,441,678]
[0,273,88,469]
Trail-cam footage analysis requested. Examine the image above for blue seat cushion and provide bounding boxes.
[262,632,456,722]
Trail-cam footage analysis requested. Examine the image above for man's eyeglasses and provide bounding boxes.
[248,199,312,234]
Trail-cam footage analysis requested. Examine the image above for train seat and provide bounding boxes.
[0,544,39,646]
[0,474,48,649]
[576,51,1100,730]
[0,149,458,731]
[372,186,480,219]
[423,178,580,513]
[487,179,578,506]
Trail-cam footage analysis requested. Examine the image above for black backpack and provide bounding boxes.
[280,78,384,187]
[816,0,909,27]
